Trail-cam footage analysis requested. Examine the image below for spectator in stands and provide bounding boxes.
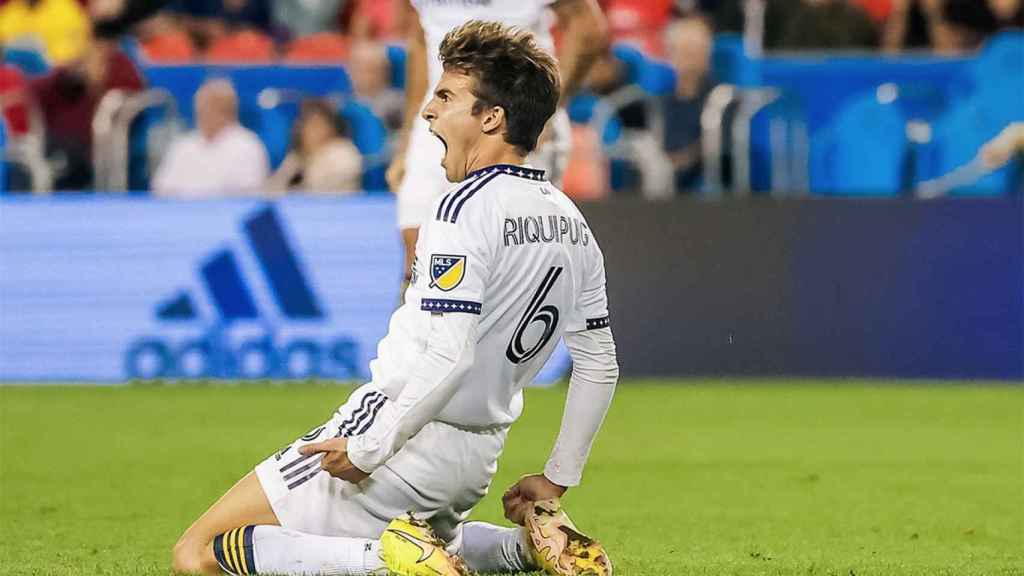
[600,0,674,56]
[0,0,90,64]
[0,54,30,137]
[583,50,648,130]
[271,0,344,40]
[348,41,403,132]
[30,38,145,190]
[851,0,895,24]
[779,0,879,49]
[715,0,878,50]
[348,0,401,41]
[0,51,34,191]
[170,0,271,49]
[885,0,1021,53]
[267,98,362,194]
[989,0,1024,28]
[152,78,269,197]
[660,15,716,193]
[942,0,1023,49]
[882,0,944,51]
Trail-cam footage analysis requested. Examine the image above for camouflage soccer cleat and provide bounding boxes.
[525,499,612,576]
[380,514,470,576]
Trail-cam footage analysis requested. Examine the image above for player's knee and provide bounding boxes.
[171,539,205,574]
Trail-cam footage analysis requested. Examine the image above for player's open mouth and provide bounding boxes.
[430,129,448,166]
[430,129,447,153]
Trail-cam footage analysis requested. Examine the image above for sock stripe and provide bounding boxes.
[234,527,248,575]
[227,528,241,574]
[236,527,249,575]
[242,525,256,575]
[213,533,231,574]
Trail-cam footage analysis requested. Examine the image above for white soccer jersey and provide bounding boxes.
[349,163,610,472]
[412,0,557,90]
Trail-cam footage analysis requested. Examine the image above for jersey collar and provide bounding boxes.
[466,164,546,182]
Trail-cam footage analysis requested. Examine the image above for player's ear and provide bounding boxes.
[480,105,506,135]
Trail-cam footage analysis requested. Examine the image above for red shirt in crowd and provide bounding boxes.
[601,0,674,55]
[29,46,144,147]
[0,63,30,135]
[850,0,893,23]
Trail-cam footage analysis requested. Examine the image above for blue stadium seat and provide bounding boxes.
[119,37,144,66]
[565,93,622,145]
[639,60,675,96]
[610,44,681,96]
[142,64,352,127]
[920,33,1024,196]
[140,65,208,124]
[970,32,1024,128]
[3,47,49,76]
[927,98,1016,196]
[339,99,389,192]
[757,54,971,139]
[0,120,7,192]
[746,93,807,194]
[386,44,406,90]
[256,93,390,191]
[566,93,596,124]
[610,44,646,86]
[809,92,906,195]
[710,34,748,86]
[258,100,297,170]
[127,104,180,192]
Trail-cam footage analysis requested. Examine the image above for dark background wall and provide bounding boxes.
[580,198,1023,380]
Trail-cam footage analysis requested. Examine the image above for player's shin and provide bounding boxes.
[211,525,385,576]
[455,521,536,573]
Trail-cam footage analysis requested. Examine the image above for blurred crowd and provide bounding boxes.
[0,0,1021,197]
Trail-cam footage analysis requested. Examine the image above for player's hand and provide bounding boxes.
[298,437,369,483]
[386,151,407,193]
[502,473,567,526]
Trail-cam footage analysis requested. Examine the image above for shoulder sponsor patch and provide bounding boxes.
[430,254,466,291]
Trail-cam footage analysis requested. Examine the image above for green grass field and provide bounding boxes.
[0,381,1021,575]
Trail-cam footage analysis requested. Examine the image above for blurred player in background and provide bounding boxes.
[388,0,608,291]
[172,20,617,576]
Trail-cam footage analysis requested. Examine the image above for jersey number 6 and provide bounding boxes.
[506,266,563,365]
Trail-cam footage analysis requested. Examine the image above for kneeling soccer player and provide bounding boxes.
[172,20,618,576]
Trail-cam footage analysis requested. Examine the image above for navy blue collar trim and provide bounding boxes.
[466,164,546,182]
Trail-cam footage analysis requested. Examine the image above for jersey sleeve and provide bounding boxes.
[566,236,610,332]
[415,191,497,316]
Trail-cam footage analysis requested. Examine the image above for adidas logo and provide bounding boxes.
[124,206,361,380]
[155,206,322,323]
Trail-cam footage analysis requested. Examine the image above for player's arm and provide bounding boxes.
[504,239,617,524]
[345,202,495,474]
[503,326,618,523]
[386,0,429,191]
[551,0,609,106]
[344,312,480,475]
[545,325,618,483]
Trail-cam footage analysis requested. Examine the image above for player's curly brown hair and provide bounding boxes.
[438,20,561,155]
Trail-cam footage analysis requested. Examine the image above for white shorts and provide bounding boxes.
[396,110,572,230]
[254,385,506,542]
